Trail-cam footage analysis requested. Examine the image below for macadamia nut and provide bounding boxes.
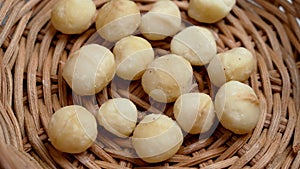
[215,81,260,134]
[51,0,96,34]
[188,0,236,23]
[174,93,215,134]
[132,114,183,163]
[207,47,256,87]
[96,0,141,42]
[48,105,97,153]
[142,54,193,103]
[171,26,217,66]
[113,36,154,80]
[62,44,115,96]
[139,0,181,40]
[97,98,138,138]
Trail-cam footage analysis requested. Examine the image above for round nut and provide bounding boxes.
[215,81,260,134]
[97,98,138,138]
[142,54,193,103]
[51,0,96,34]
[188,0,236,23]
[132,114,183,163]
[174,93,215,134]
[62,44,115,96]
[139,0,181,40]
[96,0,141,42]
[48,105,97,153]
[207,47,256,87]
[113,36,154,80]
[171,26,217,66]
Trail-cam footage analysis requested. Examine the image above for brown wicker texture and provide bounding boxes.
[0,0,300,168]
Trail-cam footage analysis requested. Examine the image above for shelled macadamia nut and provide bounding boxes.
[142,54,193,103]
[51,0,96,34]
[207,47,256,87]
[62,44,115,96]
[97,98,138,138]
[174,93,215,134]
[48,105,97,153]
[113,36,154,80]
[96,0,141,42]
[215,81,260,134]
[188,0,236,23]
[139,0,181,40]
[170,26,217,66]
[132,114,183,163]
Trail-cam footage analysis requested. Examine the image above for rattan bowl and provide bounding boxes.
[0,0,300,168]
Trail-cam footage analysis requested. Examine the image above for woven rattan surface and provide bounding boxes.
[0,0,300,168]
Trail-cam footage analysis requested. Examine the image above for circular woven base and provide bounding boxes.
[0,0,300,168]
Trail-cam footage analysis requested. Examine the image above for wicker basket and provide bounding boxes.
[0,0,300,168]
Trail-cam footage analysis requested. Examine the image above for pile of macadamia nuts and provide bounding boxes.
[48,0,261,163]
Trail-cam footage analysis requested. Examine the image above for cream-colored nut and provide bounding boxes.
[215,81,260,134]
[97,98,138,138]
[132,114,183,163]
[142,54,193,103]
[62,44,115,96]
[207,47,256,87]
[96,0,141,42]
[174,93,215,134]
[48,105,97,153]
[139,0,181,40]
[188,0,236,23]
[170,26,217,66]
[51,0,96,34]
[113,36,154,80]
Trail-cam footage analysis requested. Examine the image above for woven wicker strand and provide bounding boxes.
[0,0,300,168]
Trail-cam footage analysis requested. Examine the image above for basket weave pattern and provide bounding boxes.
[0,0,300,168]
